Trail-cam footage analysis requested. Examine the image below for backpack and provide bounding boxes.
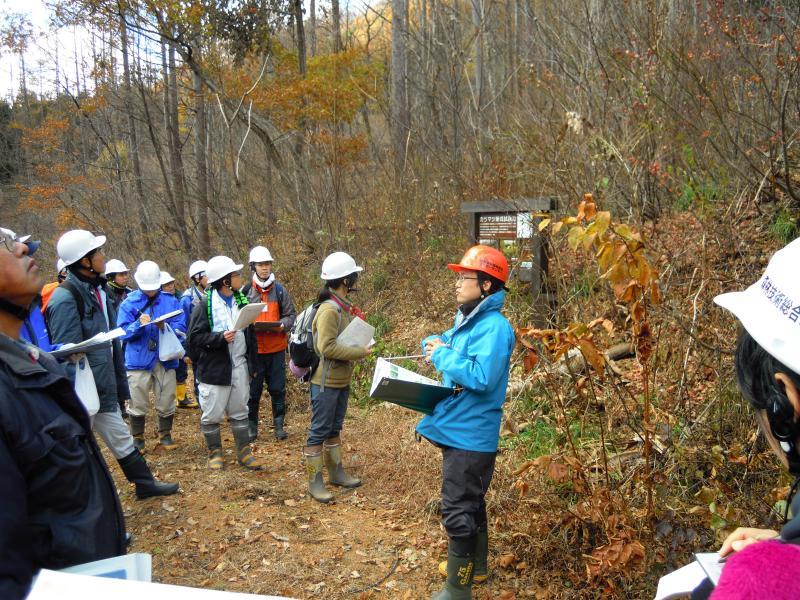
[288,300,341,379]
[288,302,322,371]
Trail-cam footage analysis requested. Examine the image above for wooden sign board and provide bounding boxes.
[479,213,517,240]
[478,213,535,240]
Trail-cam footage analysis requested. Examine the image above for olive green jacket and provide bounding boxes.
[311,297,368,388]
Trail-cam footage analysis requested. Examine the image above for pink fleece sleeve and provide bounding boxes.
[710,539,800,600]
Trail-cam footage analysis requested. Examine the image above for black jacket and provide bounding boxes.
[187,301,257,385]
[0,334,126,600]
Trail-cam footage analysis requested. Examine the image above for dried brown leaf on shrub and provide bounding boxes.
[547,461,570,483]
[585,538,645,579]
[498,553,517,569]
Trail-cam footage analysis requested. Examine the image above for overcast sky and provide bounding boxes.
[0,0,352,104]
[0,0,95,102]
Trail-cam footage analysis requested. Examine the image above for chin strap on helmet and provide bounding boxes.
[0,297,30,320]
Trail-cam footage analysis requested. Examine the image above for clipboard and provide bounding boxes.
[694,552,724,586]
[50,328,126,359]
[368,357,454,415]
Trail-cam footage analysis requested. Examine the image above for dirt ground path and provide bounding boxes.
[103,387,527,600]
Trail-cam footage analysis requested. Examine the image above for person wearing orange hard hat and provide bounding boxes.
[418,244,515,600]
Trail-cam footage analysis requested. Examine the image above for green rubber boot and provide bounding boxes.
[431,544,474,600]
[439,525,488,583]
[323,443,361,488]
[304,451,334,503]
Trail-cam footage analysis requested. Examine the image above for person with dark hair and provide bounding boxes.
[104,259,131,311]
[302,252,371,503]
[187,255,263,471]
[243,246,296,442]
[46,229,179,500]
[177,260,208,409]
[420,245,515,600]
[0,227,126,599]
[704,237,800,599]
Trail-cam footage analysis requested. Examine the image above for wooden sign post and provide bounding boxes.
[461,197,557,327]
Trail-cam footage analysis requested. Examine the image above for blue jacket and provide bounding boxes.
[20,300,58,352]
[416,291,515,452]
[117,290,186,371]
[46,273,131,413]
[181,286,206,325]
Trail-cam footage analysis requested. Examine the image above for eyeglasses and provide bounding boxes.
[455,274,479,284]
[0,234,16,252]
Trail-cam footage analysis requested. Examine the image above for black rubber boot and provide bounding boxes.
[431,538,475,600]
[202,423,224,470]
[158,414,177,450]
[248,418,259,443]
[439,525,489,583]
[274,416,288,440]
[118,449,179,499]
[129,415,145,453]
[474,525,489,582]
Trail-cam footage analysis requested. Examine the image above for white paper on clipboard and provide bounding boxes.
[231,303,267,331]
[148,310,183,325]
[336,317,375,348]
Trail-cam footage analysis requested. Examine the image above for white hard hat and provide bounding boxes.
[206,255,243,284]
[104,259,129,276]
[715,237,800,376]
[134,261,161,291]
[249,246,274,263]
[320,251,363,280]
[159,271,175,286]
[57,259,67,273]
[56,230,107,266]
[188,260,208,279]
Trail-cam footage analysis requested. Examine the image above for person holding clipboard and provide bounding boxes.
[187,256,263,471]
[303,252,371,503]
[116,261,186,452]
[689,238,800,599]
[419,245,515,600]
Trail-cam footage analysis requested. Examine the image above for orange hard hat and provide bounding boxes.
[447,245,509,283]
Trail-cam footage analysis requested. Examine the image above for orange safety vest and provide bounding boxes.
[253,285,288,354]
[40,281,60,313]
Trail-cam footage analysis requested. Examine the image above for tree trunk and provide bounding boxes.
[294,0,307,76]
[161,38,191,252]
[309,0,317,56]
[391,0,410,179]
[472,0,484,161]
[331,0,343,52]
[193,45,211,257]
[119,11,149,240]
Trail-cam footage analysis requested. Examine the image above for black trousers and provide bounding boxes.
[441,446,497,550]
[248,350,287,422]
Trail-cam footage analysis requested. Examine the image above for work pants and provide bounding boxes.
[92,406,135,460]
[127,362,176,418]
[197,363,250,426]
[440,446,497,542]
[248,350,287,422]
